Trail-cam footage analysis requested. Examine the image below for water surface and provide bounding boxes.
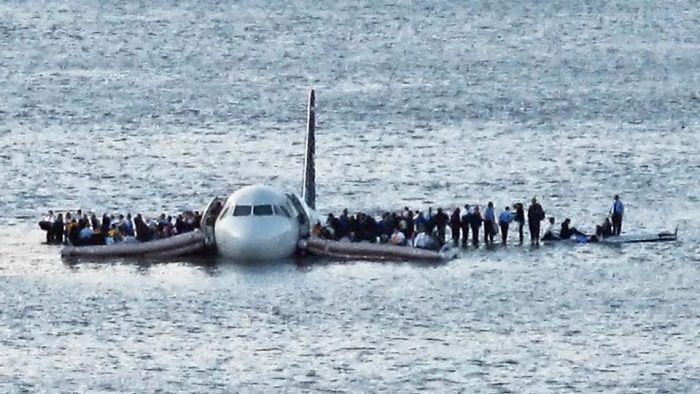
[1,0,698,391]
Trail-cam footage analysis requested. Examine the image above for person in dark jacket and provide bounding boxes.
[101,213,111,235]
[482,202,496,245]
[175,215,186,234]
[433,208,449,246]
[134,214,152,242]
[90,213,100,232]
[425,207,435,238]
[326,213,340,240]
[39,210,55,243]
[527,198,545,245]
[337,209,350,239]
[513,203,525,245]
[469,206,483,247]
[403,210,415,240]
[560,218,586,239]
[70,218,85,246]
[449,207,461,246]
[595,217,613,238]
[52,214,64,244]
[460,205,471,247]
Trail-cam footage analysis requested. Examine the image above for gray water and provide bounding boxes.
[1,0,699,392]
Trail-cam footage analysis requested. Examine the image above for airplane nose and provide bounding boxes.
[217,220,296,261]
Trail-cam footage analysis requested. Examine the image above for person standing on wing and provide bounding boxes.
[470,206,483,247]
[460,205,471,248]
[449,207,461,247]
[482,202,496,245]
[527,197,546,245]
[610,195,624,235]
[513,203,525,245]
[498,206,514,245]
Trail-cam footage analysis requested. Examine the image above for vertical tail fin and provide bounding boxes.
[302,89,316,210]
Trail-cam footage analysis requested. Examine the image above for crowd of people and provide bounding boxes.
[39,209,203,246]
[315,195,625,250]
[40,195,625,251]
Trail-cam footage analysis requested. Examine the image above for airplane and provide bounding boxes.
[59,90,447,263]
[211,90,320,261]
[58,88,679,261]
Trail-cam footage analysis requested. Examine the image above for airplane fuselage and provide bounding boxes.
[213,90,318,261]
[214,185,311,261]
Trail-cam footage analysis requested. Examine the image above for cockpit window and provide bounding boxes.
[232,205,252,216]
[275,205,291,218]
[253,205,274,216]
[219,206,231,219]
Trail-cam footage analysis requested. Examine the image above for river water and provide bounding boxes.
[1,0,699,392]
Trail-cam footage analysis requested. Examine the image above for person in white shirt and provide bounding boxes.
[541,217,559,241]
[390,228,406,246]
[40,210,56,243]
[413,231,428,248]
[413,231,439,250]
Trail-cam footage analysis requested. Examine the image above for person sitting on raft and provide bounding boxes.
[390,228,407,246]
[336,209,351,240]
[321,214,339,240]
[121,214,135,237]
[541,217,560,241]
[67,216,79,245]
[75,219,104,245]
[105,223,123,245]
[354,212,380,243]
[377,212,393,243]
[401,210,414,240]
[134,214,153,242]
[595,217,613,238]
[413,230,440,251]
[312,221,324,237]
[560,218,587,239]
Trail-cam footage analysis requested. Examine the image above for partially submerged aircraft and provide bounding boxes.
[59,90,677,261]
[207,90,446,261]
[208,90,319,260]
[61,90,448,262]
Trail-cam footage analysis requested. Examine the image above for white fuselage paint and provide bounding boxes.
[214,185,313,261]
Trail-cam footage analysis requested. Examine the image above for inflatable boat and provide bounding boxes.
[543,228,678,245]
[598,228,678,244]
[61,230,206,258]
[299,236,454,262]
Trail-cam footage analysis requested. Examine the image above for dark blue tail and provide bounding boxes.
[302,89,316,210]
